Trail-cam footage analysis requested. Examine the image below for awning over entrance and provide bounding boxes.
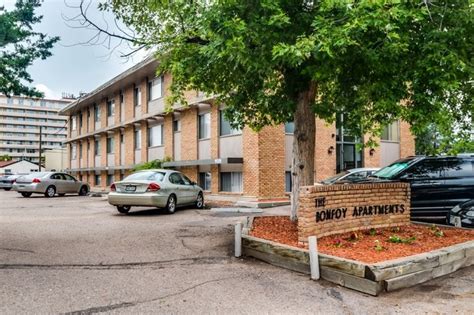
[162,157,243,168]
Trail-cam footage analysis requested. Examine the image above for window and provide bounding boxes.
[220,172,242,192]
[107,99,115,117]
[220,110,241,136]
[149,77,162,100]
[381,121,400,142]
[198,113,211,139]
[78,113,83,129]
[4,169,11,174]
[148,125,163,147]
[71,143,77,159]
[444,158,474,178]
[94,139,101,156]
[173,119,181,132]
[199,172,211,191]
[95,174,101,186]
[285,122,295,134]
[134,129,141,150]
[71,117,77,131]
[407,159,445,179]
[285,171,292,192]
[106,174,114,186]
[120,133,124,144]
[169,173,185,185]
[120,91,124,104]
[134,86,141,107]
[94,103,100,122]
[106,137,114,154]
[79,143,83,159]
[7,98,13,105]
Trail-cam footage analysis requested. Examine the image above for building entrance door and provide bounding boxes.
[336,114,363,173]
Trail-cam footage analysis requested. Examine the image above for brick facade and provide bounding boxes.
[298,182,411,243]
[314,118,336,182]
[63,59,416,199]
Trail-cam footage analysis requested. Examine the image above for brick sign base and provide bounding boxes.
[298,183,410,244]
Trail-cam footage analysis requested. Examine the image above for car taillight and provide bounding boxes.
[32,178,41,183]
[110,183,116,192]
[147,182,160,192]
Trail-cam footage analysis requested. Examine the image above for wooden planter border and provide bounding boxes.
[241,218,474,296]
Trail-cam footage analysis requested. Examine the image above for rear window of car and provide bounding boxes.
[21,172,49,179]
[124,171,165,182]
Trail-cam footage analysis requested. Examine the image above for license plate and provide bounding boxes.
[125,185,136,192]
[19,185,25,188]
[450,215,462,227]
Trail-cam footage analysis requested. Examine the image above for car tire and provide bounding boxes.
[196,192,204,209]
[45,186,56,198]
[165,194,177,214]
[4,188,11,191]
[117,206,131,214]
[79,186,89,196]
[21,192,32,198]
[58,193,66,197]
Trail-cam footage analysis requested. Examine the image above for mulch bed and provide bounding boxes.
[250,216,474,264]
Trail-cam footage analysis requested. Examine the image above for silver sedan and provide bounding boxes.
[108,169,204,214]
[12,172,90,198]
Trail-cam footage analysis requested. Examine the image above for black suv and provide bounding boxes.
[370,155,474,221]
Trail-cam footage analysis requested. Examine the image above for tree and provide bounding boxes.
[0,0,59,97]
[99,0,473,220]
[0,154,12,161]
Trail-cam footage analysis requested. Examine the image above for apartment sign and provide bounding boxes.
[297,183,411,240]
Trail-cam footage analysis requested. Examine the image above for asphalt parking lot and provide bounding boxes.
[0,190,473,314]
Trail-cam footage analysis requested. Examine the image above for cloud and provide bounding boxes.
[35,83,61,99]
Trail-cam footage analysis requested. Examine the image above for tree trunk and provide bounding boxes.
[290,82,317,221]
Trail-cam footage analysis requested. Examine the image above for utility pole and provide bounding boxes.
[38,126,42,171]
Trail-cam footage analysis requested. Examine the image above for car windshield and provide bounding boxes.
[124,171,165,182]
[373,161,411,179]
[321,171,349,184]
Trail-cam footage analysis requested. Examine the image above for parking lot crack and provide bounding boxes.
[0,247,35,254]
[62,276,239,315]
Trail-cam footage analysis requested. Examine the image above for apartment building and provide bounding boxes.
[59,57,415,200]
[0,95,70,163]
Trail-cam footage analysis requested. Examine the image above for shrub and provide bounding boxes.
[132,157,172,172]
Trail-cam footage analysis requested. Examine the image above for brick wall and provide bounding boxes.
[400,120,415,157]
[243,125,286,199]
[315,118,336,182]
[164,114,173,158]
[124,85,134,121]
[124,126,134,166]
[364,135,381,168]
[180,107,198,160]
[298,182,410,243]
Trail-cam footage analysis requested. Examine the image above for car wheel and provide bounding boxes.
[45,186,56,198]
[4,188,11,191]
[21,192,32,198]
[117,206,131,214]
[196,192,204,209]
[165,194,177,214]
[58,193,66,197]
[79,186,89,196]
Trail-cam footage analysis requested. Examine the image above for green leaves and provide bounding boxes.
[106,0,473,150]
[0,0,59,97]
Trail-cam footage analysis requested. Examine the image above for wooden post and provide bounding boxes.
[235,222,242,257]
[309,236,320,280]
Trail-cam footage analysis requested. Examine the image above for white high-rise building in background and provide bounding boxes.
[0,95,72,163]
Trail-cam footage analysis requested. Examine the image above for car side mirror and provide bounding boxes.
[191,181,197,186]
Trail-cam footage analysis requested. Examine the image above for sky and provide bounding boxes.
[2,0,149,99]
